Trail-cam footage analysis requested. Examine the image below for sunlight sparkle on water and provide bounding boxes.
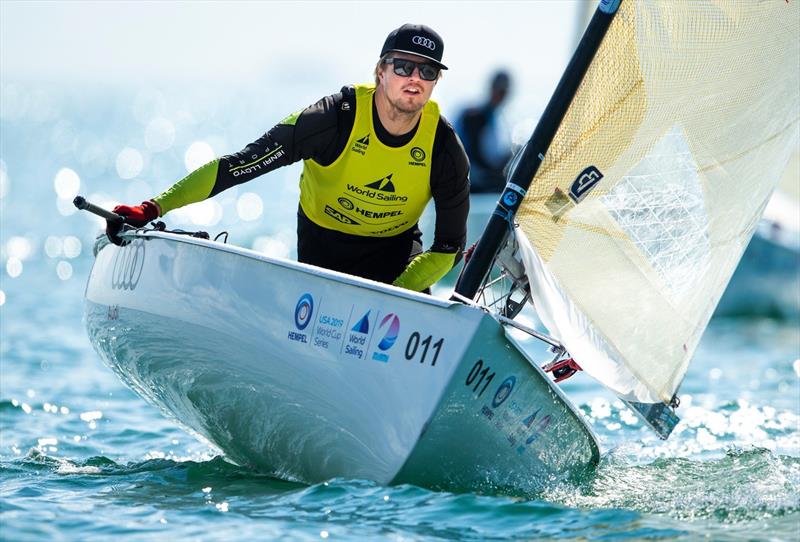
[53,168,80,199]
[116,147,144,179]
[236,192,263,221]
[184,141,215,172]
[6,257,23,278]
[79,411,102,422]
[252,236,290,259]
[62,236,82,258]
[6,237,32,260]
[174,199,222,226]
[0,290,5,306]
[145,117,176,152]
[44,236,63,258]
[589,398,612,420]
[56,261,73,281]
[56,197,77,217]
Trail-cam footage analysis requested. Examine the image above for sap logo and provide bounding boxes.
[568,166,603,203]
[324,205,359,225]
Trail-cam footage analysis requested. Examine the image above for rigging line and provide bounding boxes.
[495,314,564,350]
[450,291,488,310]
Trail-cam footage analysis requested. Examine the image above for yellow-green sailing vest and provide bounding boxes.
[299,84,438,237]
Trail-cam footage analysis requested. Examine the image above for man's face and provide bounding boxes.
[378,52,438,114]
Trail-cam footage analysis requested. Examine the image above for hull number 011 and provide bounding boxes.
[404,332,444,366]
[465,359,495,397]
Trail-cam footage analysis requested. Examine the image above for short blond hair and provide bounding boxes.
[374,54,390,86]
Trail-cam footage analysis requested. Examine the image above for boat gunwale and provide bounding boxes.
[99,230,459,309]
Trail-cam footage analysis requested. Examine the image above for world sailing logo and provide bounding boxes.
[351,133,369,155]
[345,310,371,359]
[346,174,408,202]
[365,174,396,192]
[372,313,400,362]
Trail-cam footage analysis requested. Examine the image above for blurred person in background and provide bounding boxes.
[455,70,513,193]
[107,24,469,294]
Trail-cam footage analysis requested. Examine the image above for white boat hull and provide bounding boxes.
[84,231,598,492]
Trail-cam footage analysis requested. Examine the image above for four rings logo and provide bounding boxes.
[412,36,436,50]
[111,239,145,290]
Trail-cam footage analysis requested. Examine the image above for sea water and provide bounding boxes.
[2,87,799,541]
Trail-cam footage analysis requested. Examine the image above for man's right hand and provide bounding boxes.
[106,200,160,245]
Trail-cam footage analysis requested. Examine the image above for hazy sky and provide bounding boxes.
[1,1,590,119]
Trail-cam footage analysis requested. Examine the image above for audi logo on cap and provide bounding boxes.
[412,36,436,50]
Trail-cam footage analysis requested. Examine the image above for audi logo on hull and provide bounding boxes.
[412,36,436,50]
[111,239,146,291]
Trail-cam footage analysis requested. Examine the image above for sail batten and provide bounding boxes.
[515,0,800,410]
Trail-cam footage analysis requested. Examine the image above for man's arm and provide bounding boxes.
[152,89,354,215]
[393,117,470,292]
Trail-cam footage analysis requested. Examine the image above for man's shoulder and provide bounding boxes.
[435,114,466,153]
[295,86,357,122]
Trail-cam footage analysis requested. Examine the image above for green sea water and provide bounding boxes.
[1,80,799,541]
[1,259,798,541]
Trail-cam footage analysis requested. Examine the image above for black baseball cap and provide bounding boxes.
[380,24,448,70]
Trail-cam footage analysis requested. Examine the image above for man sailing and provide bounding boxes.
[109,24,470,293]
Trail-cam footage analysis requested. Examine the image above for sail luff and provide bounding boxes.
[514,0,800,417]
[454,0,623,300]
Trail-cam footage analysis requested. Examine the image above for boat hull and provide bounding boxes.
[85,231,598,491]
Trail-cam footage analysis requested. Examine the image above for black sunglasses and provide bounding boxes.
[383,57,441,81]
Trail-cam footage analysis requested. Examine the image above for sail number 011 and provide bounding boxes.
[404,332,444,366]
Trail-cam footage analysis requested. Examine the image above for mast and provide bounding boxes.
[454,0,623,300]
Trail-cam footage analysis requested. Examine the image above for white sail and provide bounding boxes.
[515,0,800,404]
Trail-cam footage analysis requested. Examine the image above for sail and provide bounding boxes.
[515,0,800,405]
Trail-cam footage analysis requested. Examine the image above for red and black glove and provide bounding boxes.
[106,200,160,245]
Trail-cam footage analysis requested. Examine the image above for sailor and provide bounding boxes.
[108,24,469,293]
[455,70,513,193]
